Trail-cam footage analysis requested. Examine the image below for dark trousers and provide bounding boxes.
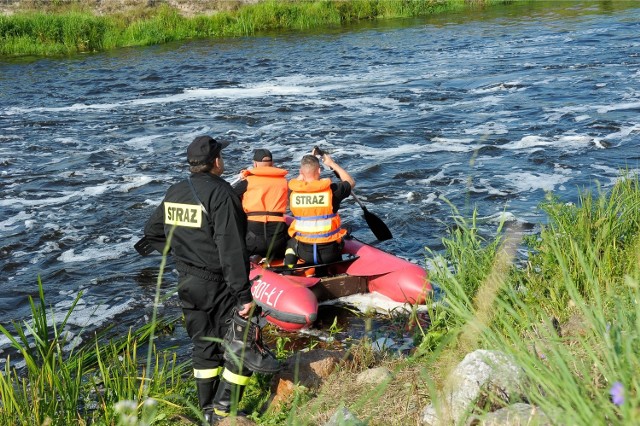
[287,238,344,265]
[177,274,238,370]
[246,221,289,259]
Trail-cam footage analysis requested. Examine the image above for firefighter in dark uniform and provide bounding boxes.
[142,135,279,424]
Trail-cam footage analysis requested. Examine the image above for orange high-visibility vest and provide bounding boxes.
[242,166,288,222]
[288,178,346,244]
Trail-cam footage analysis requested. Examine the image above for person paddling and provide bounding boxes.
[284,148,355,268]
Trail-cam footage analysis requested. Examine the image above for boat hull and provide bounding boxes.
[250,238,430,331]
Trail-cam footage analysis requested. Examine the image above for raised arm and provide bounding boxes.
[312,146,356,189]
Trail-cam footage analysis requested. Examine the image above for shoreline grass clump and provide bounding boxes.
[414,173,640,424]
[0,277,191,425]
[0,0,515,57]
[522,177,640,313]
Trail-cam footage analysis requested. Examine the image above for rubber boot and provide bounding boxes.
[223,313,281,374]
[196,377,219,424]
[211,365,253,425]
[284,247,297,269]
[211,380,245,425]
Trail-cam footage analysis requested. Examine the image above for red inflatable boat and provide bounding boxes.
[250,238,430,331]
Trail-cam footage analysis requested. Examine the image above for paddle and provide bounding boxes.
[313,146,392,241]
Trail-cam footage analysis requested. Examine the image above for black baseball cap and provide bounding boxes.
[253,148,273,162]
[187,136,229,165]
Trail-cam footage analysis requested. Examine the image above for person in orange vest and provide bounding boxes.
[284,148,356,267]
[234,148,289,263]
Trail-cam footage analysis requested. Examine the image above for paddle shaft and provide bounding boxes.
[349,191,367,211]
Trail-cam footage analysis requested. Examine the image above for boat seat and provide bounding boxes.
[311,274,369,302]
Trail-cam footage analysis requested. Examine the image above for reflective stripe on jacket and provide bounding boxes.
[288,178,346,244]
[241,166,288,223]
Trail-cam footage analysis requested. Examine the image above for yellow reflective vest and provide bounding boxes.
[288,178,346,244]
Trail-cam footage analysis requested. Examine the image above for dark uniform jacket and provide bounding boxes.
[144,172,252,305]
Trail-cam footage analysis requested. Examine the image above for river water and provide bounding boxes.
[1,1,639,360]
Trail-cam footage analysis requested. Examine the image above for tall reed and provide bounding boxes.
[0,276,189,425]
[421,173,640,424]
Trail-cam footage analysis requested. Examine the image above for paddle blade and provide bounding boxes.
[362,207,393,241]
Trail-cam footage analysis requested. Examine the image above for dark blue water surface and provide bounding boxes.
[1,1,639,359]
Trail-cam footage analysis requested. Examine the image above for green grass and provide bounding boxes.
[0,278,191,425]
[0,0,515,57]
[0,225,278,425]
[0,224,195,425]
[416,172,640,424]
[255,173,640,424]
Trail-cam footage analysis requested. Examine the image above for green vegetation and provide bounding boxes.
[417,173,640,424]
[0,0,514,57]
[280,174,640,425]
[0,278,191,425]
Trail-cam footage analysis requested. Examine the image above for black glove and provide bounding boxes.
[134,236,157,256]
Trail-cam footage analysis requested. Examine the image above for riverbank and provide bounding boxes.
[0,0,261,17]
[0,0,512,56]
[292,174,640,424]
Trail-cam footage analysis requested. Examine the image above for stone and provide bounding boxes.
[323,406,366,426]
[355,366,393,385]
[216,415,257,426]
[470,403,551,426]
[268,350,345,412]
[422,350,526,425]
